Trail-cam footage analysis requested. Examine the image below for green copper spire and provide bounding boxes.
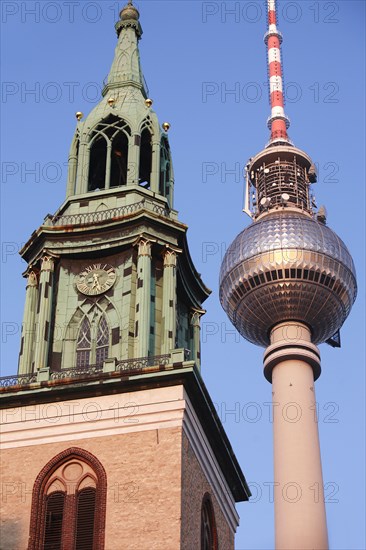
[104,1,146,97]
[64,2,174,209]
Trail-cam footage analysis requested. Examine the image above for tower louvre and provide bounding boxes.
[219,1,357,549]
[0,4,250,549]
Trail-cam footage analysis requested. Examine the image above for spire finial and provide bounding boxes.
[265,0,291,146]
[119,0,139,22]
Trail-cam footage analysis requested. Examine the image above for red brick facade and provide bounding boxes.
[1,426,236,549]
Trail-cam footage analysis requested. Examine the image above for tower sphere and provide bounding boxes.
[219,210,357,347]
[120,1,139,21]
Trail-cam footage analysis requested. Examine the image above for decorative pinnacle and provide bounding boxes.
[265,0,291,146]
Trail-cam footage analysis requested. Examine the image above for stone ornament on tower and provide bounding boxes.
[137,238,152,258]
[33,254,56,371]
[190,308,205,327]
[189,308,206,370]
[163,248,177,268]
[161,247,179,355]
[40,255,55,272]
[134,237,154,357]
[26,270,38,287]
[18,269,40,375]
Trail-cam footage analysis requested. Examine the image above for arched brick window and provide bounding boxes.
[28,448,106,550]
[200,493,218,550]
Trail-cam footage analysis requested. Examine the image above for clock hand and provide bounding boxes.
[92,273,101,290]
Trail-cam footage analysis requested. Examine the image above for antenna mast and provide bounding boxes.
[265,0,291,146]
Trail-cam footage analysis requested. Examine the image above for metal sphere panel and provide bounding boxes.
[219,212,357,346]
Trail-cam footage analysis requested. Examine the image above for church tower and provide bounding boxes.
[0,3,250,549]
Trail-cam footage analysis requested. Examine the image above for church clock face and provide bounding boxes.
[76,263,117,296]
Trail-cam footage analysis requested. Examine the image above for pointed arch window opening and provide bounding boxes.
[88,134,107,192]
[110,130,129,188]
[87,116,131,192]
[200,494,218,550]
[139,119,153,189]
[76,315,109,368]
[28,449,106,550]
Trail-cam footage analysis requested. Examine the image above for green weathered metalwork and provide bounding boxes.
[17,4,210,378]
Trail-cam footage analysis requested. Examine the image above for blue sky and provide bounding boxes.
[1,1,365,548]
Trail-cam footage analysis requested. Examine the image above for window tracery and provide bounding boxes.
[28,448,106,550]
[87,115,131,191]
[76,315,109,368]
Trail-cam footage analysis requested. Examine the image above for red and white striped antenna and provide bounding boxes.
[265,0,291,146]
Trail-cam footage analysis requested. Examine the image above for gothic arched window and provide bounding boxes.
[28,448,107,550]
[87,116,131,192]
[200,494,218,550]
[88,134,107,191]
[76,316,109,368]
[110,130,129,187]
[76,317,91,368]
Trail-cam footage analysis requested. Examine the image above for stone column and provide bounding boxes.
[264,322,328,550]
[66,154,77,197]
[150,138,161,193]
[161,249,177,354]
[105,142,112,189]
[34,256,55,371]
[168,164,174,209]
[76,141,89,194]
[128,133,140,186]
[18,271,38,375]
[190,309,204,369]
[135,239,152,357]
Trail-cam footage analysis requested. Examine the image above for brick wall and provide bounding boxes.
[181,431,234,550]
[1,428,182,550]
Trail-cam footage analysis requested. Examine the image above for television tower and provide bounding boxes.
[219,1,357,549]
